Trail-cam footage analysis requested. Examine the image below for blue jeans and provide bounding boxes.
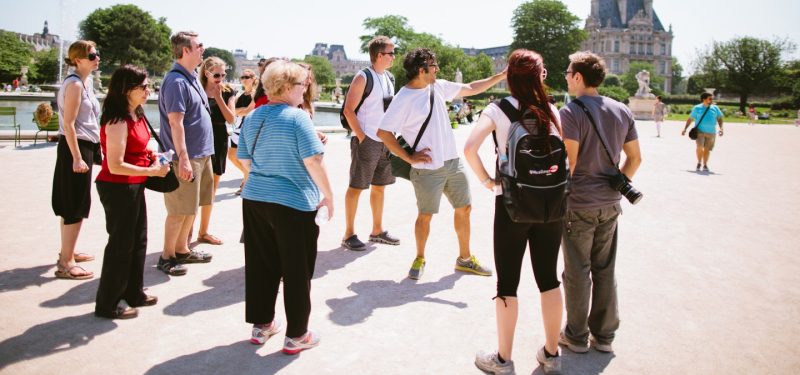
[561,203,621,345]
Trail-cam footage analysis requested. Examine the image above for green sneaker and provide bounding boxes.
[408,257,425,280]
[455,255,492,276]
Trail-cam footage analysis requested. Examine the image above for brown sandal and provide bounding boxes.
[111,306,138,320]
[197,233,223,245]
[74,252,95,262]
[54,264,93,280]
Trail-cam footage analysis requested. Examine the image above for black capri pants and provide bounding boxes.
[242,199,319,338]
[493,196,562,296]
[52,136,100,224]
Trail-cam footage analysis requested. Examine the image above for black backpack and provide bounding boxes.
[339,68,394,130]
[492,99,569,223]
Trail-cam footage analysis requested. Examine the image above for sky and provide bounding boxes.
[1,0,798,74]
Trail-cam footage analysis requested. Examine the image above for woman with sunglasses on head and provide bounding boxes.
[297,62,328,145]
[464,49,565,374]
[52,40,102,280]
[229,68,257,195]
[94,65,170,319]
[196,56,236,245]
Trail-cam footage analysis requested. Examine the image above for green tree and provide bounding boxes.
[361,15,493,89]
[671,58,684,94]
[203,47,236,74]
[621,62,664,96]
[30,48,60,83]
[303,56,335,86]
[0,31,33,82]
[510,0,587,91]
[603,74,621,87]
[693,37,796,113]
[79,4,172,74]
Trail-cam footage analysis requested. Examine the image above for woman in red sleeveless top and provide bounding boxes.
[94,65,170,320]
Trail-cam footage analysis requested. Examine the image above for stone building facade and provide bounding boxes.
[463,46,509,89]
[6,21,62,52]
[309,43,369,78]
[582,0,674,92]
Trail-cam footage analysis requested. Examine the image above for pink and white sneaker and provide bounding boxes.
[282,330,320,354]
[250,320,282,345]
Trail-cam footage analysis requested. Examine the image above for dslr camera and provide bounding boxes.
[610,173,643,205]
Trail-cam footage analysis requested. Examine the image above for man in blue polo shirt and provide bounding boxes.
[682,93,724,172]
[157,31,214,276]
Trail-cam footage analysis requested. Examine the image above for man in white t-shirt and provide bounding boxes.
[377,48,506,280]
[341,36,399,251]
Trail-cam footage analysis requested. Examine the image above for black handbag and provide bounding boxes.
[143,116,179,193]
[390,86,435,180]
[689,105,711,141]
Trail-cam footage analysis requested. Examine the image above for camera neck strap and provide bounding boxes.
[572,98,619,170]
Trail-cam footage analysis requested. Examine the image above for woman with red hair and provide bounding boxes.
[464,49,564,374]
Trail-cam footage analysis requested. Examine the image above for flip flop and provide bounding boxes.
[74,252,95,262]
[54,264,93,280]
[197,233,223,245]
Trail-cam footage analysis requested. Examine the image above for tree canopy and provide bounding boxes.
[359,15,494,89]
[203,47,236,74]
[0,31,33,83]
[692,37,796,112]
[79,4,172,75]
[30,48,60,83]
[302,56,336,86]
[510,0,587,91]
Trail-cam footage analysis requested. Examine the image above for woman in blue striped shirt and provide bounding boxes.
[236,60,333,355]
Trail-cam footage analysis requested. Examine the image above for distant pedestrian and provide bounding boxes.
[465,49,565,375]
[157,31,214,276]
[12,78,19,90]
[681,93,724,172]
[94,65,168,320]
[196,56,237,245]
[238,60,333,354]
[652,95,666,137]
[377,48,505,280]
[52,40,102,280]
[558,51,642,355]
[748,104,756,126]
[229,68,257,194]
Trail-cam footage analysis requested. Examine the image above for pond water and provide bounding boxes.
[3,100,341,131]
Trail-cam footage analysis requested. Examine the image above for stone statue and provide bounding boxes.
[635,70,653,98]
[454,68,463,83]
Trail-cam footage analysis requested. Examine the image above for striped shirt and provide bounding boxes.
[237,104,324,211]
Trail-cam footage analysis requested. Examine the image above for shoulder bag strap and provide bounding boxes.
[169,69,211,115]
[142,114,166,153]
[410,85,436,151]
[694,105,711,129]
[572,98,618,169]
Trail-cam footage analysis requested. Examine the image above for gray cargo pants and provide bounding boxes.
[561,203,621,346]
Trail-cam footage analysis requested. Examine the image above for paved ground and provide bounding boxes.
[0,119,798,374]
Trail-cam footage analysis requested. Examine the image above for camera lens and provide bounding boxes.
[619,183,643,205]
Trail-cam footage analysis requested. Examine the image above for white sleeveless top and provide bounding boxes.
[57,74,101,143]
[355,68,394,142]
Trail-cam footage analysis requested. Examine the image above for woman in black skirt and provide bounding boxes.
[52,40,102,280]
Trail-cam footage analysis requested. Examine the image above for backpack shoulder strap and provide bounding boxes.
[354,68,373,114]
[491,98,521,149]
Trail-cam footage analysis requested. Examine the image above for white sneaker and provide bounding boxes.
[536,347,562,374]
[282,330,320,354]
[474,350,514,374]
[590,336,614,353]
[250,320,282,345]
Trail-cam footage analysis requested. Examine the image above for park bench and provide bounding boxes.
[0,106,22,147]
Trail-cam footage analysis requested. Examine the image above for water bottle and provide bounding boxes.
[158,149,175,165]
[315,206,329,226]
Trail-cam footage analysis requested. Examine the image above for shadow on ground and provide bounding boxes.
[0,313,117,371]
[0,264,57,292]
[313,246,374,280]
[144,341,297,375]
[325,273,466,326]
[39,252,170,308]
[544,350,614,375]
[163,267,244,316]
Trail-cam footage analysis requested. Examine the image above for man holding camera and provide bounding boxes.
[558,51,642,354]
[681,93,723,172]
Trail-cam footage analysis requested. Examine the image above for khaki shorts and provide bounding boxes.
[695,132,716,151]
[410,158,471,214]
[164,156,214,216]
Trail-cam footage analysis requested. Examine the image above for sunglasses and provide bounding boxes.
[88,52,100,61]
[293,81,309,87]
[380,51,396,56]
[134,83,150,90]
[240,75,254,80]
[210,73,226,79]
[564,70,573,76]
